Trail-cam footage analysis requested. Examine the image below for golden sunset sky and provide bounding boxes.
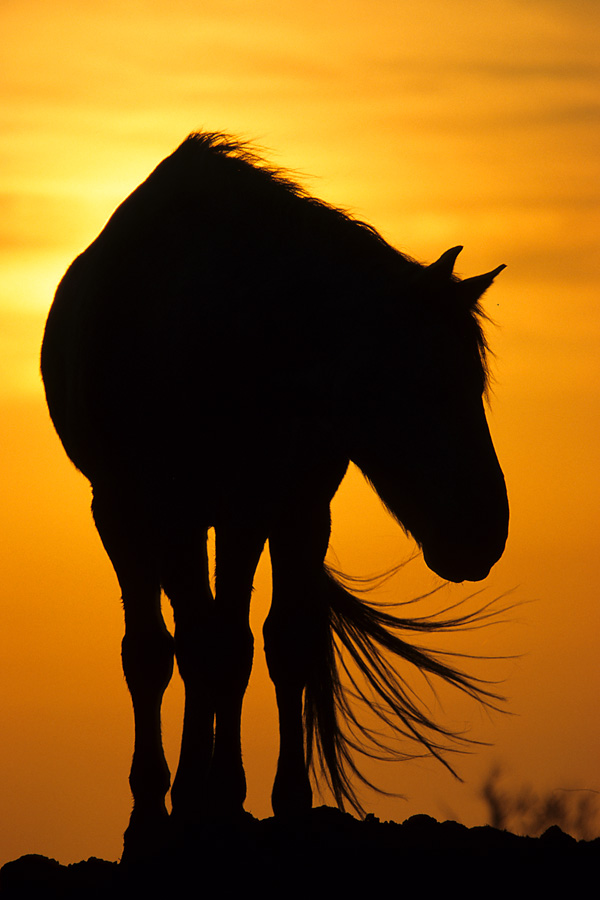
[1,0,598,865]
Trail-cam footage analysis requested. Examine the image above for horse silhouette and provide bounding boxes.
[41,132,508,857]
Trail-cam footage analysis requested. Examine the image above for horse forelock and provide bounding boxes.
[468,301,494,398]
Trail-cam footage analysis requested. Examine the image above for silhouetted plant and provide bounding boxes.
[481,764,600,840]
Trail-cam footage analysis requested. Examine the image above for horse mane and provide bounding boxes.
[177,132,493,395]
[182,130,395,245]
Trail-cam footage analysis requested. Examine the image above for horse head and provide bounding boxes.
[342,247,509,583]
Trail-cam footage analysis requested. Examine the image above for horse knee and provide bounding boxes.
[121,627,175,698]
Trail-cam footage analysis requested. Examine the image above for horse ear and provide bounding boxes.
[458,264,506,307]
[427,246,463,280]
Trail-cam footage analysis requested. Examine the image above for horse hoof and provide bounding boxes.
[271,772,312,819]
[121,810,172,864]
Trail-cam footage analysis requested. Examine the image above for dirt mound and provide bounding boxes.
[2,807,597,897]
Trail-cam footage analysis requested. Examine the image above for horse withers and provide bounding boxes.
[41,132,508,855]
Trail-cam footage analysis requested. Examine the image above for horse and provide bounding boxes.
[41,132,509,856]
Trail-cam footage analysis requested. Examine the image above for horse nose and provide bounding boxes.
[424,541,502,583]
[423,550,493,584]
[424,489,509,583]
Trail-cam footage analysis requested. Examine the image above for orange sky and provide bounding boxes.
[1,0,599,865]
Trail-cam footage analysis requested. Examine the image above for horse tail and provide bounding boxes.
[303,565,513,815]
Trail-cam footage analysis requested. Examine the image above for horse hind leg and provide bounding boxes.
[164,519,265,823]
[160,527,215,826]
[91,486,175,859]
[207,521,266,816]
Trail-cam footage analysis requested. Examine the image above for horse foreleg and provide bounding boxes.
[92,489,174,857]
[265,501,333,817]
[263,603,313,816]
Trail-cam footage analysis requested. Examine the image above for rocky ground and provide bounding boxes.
[2,807,597,898]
